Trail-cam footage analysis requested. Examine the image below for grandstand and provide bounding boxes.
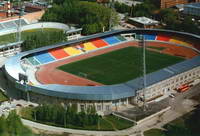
[26,35,128,66]
[4,29,200,115]
[138,34,196,49]
[24,32,199,67]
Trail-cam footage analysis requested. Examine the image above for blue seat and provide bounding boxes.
[27,56,41,65]
[34,51,55,64]
[103,36,121,45]
[143,34,156,40]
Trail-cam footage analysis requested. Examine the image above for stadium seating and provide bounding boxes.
[34,51,55,64]
[116,35,126,41]
[103,36,121,45]
[48,48,69,60]
[143,34,156,40]
[27,56,40,65]
[63,47,83,56]
[82,42,97,51]
[25,33,196,66]
[90,38,108,48]
[170,38,193,47]
[156,35,171,42]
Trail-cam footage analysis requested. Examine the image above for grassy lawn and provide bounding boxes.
[58,46,184,85]
[0,28,63,45]
[104,115,134,130]
[144,129,165,136]
[0,89,8,102]
[20,107,35,120]
[144,110,200,136]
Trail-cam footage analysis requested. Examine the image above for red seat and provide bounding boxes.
[91,38,108,48]
[49,48,69,59]
[156,35,171,42]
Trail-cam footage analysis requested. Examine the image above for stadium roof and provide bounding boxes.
[126,56,200,90]
[0,18,29,31]
[184,2,200,8]
[4,29,200,101]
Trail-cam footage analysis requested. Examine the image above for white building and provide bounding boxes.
[128,17,159,28]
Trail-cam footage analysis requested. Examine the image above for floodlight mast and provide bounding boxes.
[17,0,24,42]
[109,0,114,31]
[142,35,147,111]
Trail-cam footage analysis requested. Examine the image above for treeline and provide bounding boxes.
[114,1,131,14]
[41,0,119,35]
[32,104,99,128]
[114,0,156,17]
[21,31,66,51]
[158,9,200,35]
[114,0,200,35]
[161,106,200,136]
[0,111,34,136]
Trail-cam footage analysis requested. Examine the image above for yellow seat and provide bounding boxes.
[83,42,97,51]
[170,39,192,47]
[63,47,83,56]
[170,39,182,44]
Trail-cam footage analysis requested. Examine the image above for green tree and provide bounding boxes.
[41,0,119,35]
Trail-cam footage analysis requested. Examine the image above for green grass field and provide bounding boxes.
[0,28,63,45]
[144,129,165,136]
[58,46,185,85]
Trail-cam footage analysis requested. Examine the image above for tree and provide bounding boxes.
[2,111,34,136]
[131,0,156,17]
[181,16,199,34]
[41,0,119,35]
[21,30,66,51]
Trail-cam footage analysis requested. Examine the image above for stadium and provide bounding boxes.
[0,18,82,57]
[4,29,200,115]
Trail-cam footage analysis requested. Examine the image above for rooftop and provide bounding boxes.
[129,17,159,25]
[184,2,200,8]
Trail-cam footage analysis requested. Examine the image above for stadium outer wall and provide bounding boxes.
[4,29,200,115]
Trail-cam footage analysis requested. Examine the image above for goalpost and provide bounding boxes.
[78,72,88,78]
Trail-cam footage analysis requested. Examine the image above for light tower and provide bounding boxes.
[16,0,24,42]
[7,0,11,17]
[142,35,147,111]
[109,0,114,30]
[137,35,147,111]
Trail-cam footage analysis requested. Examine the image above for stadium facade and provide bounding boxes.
[4,29,200,115]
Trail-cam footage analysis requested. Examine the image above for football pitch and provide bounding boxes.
[58,46,185,85]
